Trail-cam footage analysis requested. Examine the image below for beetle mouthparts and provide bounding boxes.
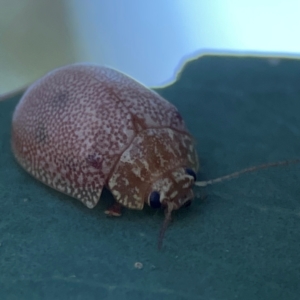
[158,203,173,250]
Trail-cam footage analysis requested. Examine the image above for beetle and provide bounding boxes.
[11,63,299,248]
[11,63,201,246]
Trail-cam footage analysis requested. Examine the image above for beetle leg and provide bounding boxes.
[104,202,123,217]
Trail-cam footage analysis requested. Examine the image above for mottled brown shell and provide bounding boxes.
[11,64,198,209]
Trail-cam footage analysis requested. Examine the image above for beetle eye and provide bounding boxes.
[149,191,161,208]
[185,168,197,181]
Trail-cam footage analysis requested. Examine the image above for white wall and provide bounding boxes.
[1,0,300,95]
[66,0,300,87]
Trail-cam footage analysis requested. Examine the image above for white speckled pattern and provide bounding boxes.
[11,64,198,209]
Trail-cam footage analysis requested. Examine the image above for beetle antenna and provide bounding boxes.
[195,159,300,187]
[158,204,173,250]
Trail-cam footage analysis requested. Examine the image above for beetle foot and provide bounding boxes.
[105,203,123,217]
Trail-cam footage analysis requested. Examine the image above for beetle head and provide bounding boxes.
[146,167,197,211]
[145,167,197,249]
[107,128,198,248]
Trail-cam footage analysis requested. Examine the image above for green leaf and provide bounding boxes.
[1,55,300,299]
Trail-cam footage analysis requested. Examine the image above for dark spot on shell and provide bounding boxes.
[131,113,147,132]
[51,91,69,111]
[35,123,47,144]
[86,153,103,169]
